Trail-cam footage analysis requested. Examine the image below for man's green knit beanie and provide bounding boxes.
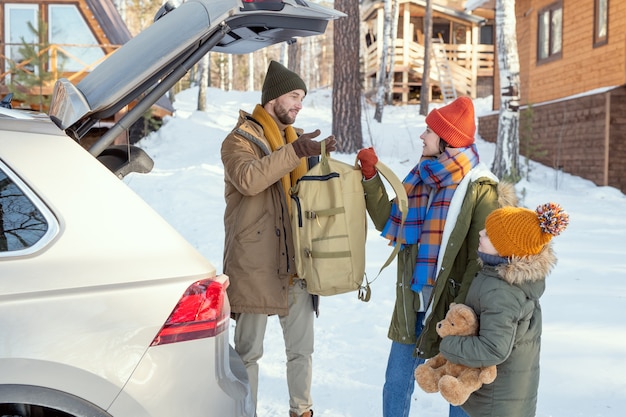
[261,60,307,105]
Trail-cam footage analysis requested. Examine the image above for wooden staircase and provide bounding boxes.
[431,37,457,103]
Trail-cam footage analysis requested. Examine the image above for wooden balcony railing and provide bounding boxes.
[0,43,121,102]
[364,39,494,100]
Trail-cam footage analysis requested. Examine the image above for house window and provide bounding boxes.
[537,2,562,63]
[594,0,608,47]
[48,5,105,72]
[4,4,38,74]
[480,25,494,45]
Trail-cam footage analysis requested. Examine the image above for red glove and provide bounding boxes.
[357,147,378,180]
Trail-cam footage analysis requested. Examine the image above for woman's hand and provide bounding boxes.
[357,147,378,179]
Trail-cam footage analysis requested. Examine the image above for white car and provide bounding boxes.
[0,1,343,416]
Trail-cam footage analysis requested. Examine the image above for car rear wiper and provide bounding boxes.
[1,93,13,109]
[154,0,178,22]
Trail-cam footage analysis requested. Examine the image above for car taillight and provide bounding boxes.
[151,275,230,346]
[241,0,285,12]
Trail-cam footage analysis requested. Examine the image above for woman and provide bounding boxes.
[357,96,516,417]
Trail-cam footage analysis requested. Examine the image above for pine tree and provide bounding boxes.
[8,18,58,110]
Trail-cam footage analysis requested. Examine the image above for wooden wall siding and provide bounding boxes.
[515,0,531,108]
[515,0,626,107]
[483,0,626,194]
[478,87,626,194]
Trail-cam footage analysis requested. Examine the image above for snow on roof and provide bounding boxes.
[465,0,490,12]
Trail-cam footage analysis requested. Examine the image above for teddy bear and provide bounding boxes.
[414,303,497,406]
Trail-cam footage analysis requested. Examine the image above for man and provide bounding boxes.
[221,60,336,417]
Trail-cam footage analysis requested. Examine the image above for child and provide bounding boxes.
[439,202,569,417]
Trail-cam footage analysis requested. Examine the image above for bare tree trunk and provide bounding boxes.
[197,53,209,111]
[281,43,288,67]
[288,41,300,74]
[168,86,176,105]
[248,53,254,91]
[385,0,399,105]
[332,0,363,153]
[227,54,233,91]
[303,37,312,88]
[206,52,211,88]
[219,54,225,90]
[492,0,521,181]
[374,0,392,122]
[262,49,270,87]
[419,0,433,116]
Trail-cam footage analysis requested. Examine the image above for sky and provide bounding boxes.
[124,86,626,417]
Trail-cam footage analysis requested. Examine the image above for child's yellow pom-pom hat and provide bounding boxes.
[485,203,569,257]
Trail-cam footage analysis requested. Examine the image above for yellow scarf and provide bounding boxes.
[252,104,308,210]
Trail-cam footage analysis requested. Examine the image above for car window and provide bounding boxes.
[0,160,58,255]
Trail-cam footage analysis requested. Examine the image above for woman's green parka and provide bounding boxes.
[362,163,516,358]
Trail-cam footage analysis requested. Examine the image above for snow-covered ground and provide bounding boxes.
[124,86,626,417]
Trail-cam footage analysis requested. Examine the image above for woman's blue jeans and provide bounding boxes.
[382,312,468,417]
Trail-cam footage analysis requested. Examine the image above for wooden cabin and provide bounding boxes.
[1,0,131,107]
[0,0,172,143]
[474,0,626,193]
[361,0,495,104]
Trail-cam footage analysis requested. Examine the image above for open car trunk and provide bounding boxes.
[48,0,344,159]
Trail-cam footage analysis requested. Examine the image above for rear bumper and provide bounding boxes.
[108,333,253,417]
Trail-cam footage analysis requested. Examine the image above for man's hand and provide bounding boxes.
[357,147,378,179]
[292,129,337,158]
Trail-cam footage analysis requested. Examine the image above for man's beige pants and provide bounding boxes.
[234,279,314,416]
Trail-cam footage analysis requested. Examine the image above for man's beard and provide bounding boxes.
[274,102,296,125]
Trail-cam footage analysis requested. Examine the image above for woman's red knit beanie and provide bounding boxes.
[425,96,475,148]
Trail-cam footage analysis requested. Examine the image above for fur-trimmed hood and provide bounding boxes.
[495,243,557,286]
[496,180,518,208]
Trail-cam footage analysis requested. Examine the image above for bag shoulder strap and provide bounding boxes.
[352,156,408,301]
[373,160,408,275]
[319,140,330,174]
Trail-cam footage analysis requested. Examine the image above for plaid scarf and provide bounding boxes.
[381,144,479,292]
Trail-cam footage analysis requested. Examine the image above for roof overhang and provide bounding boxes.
[465,0,494,12]
[363,0,486,25]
